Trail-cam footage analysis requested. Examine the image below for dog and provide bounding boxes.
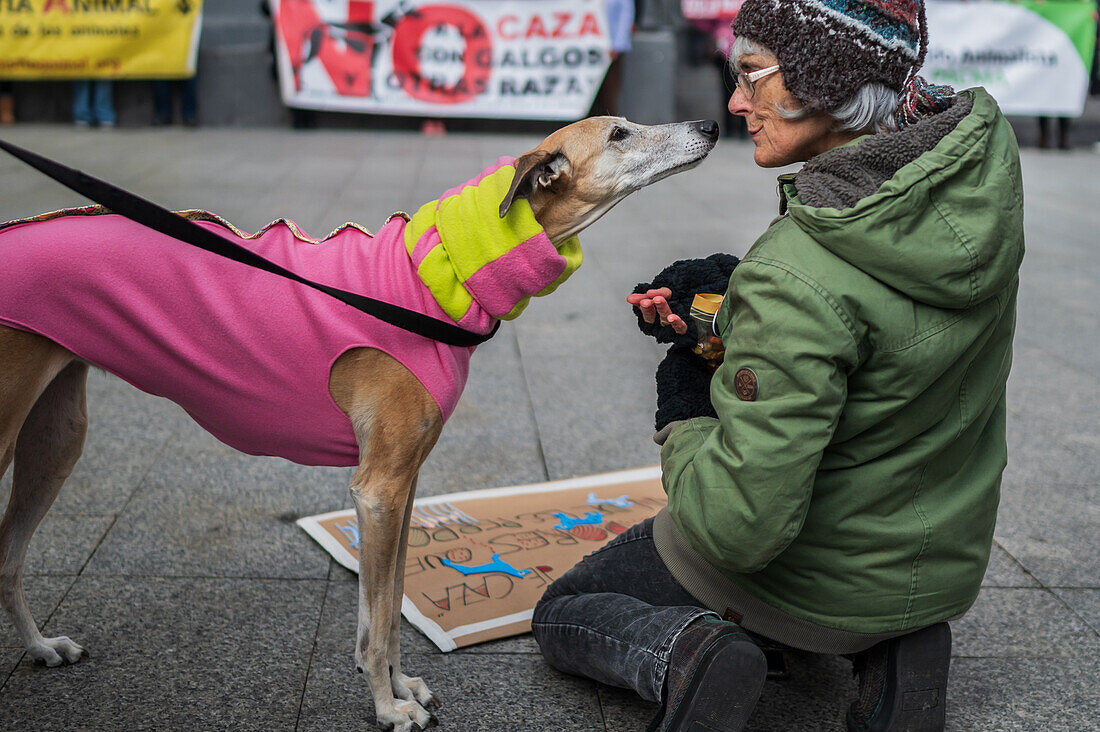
[0,116,718,731]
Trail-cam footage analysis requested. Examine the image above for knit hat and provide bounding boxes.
[732,0,948,120]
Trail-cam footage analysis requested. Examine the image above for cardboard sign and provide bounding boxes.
[298,466,666,651]
[271,0,612,120]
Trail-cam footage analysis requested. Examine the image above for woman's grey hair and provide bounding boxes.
[730,36,899,133]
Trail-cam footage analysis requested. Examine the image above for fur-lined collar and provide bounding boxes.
[795,96,975,210]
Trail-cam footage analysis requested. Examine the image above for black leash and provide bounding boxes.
[0,139,498,348]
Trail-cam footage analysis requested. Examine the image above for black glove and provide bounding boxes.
[632,252,740,350]
[655,346,719,432]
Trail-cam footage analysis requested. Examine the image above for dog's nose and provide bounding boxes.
[697,120,719,140]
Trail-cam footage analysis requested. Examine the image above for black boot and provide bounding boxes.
[649,615,768,732]
[847,622,951,732]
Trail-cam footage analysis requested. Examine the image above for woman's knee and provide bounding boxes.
[539,518,655,597]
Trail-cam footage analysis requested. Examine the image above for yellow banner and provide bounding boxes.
[0,0,203,80]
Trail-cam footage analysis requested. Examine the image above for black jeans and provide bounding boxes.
[531,518,717,702]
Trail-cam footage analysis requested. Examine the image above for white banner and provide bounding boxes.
[271,0,612,120]
[923,0,1096,117]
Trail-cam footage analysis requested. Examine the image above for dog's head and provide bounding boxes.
[499,117,719,244]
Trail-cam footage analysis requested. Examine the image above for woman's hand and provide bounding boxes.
[627,288,689,335]
[629,254,739,345]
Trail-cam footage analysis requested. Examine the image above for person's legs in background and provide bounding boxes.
[1057,116,1072,150]
[1038,117,1074,150]
[0,82,14,125]
[1037,117,1051,149]
[180,77,198,126]
[92,81,115,127]
[72,81,93,126]
[291,107,317,129]
[152,80,173,124]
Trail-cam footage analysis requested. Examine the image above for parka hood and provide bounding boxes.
[785,88,1024,309]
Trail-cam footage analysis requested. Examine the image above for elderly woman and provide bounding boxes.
[531,0,1024,730]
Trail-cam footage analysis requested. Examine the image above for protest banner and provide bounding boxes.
[298,466,666,651]
[924,0,1098,117]
[680,0,743,21]
[0,0,203,80]
[271,0,612,120]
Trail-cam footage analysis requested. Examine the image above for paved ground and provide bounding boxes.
[0,123,1097,731]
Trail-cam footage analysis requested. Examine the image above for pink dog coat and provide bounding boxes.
[0,159,582,466]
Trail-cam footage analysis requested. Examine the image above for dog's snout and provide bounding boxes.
[697,120,719,140]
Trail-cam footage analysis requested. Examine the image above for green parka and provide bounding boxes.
[658,88,1024,638]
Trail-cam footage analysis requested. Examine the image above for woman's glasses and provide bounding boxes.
[736,65,780,98]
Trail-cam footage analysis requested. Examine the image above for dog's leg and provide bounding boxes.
[331,349,442,732]
[387,474,438,711]
[0,332,88,666]
[351,467,434,732]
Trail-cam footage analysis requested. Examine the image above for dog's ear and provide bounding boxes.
[499,150,569,218]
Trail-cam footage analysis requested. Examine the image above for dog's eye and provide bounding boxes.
[609,126,629,142]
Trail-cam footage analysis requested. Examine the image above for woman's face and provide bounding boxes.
[728,52,857,167]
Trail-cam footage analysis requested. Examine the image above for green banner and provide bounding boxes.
[1011,0,1098,69]
[927,0,1096,116]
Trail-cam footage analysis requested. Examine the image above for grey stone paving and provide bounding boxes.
[1,124,1097,731]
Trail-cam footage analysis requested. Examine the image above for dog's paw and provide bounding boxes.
[392,672,438,711]
[378,699,434,732]
[28,636,87,667]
